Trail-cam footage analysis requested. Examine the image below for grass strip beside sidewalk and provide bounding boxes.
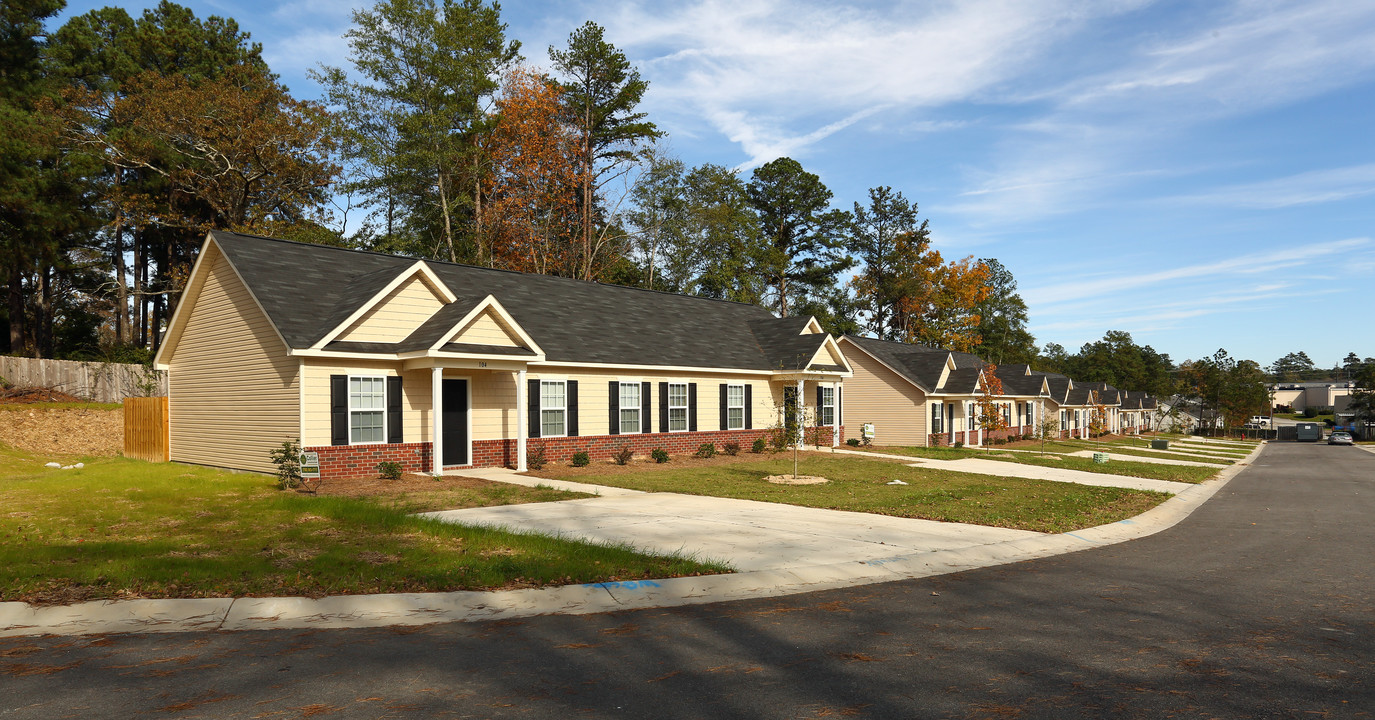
[0,447,729,606]
[862,446,1218,483]
[537,453,1170,534]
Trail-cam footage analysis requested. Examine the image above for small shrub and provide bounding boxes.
[846,437,860,447]
[571,451,590,467]
[993,437,1006,445]
[751,437,767,453]
[694,442,716,459]
[268,438,302,490]
[651,448,670,463]
[613,445,634,465]
[722,442,740,456]
[527,444,547,471]
[953,440,964,448]
[770,428,790,452]
[376,461,402,480]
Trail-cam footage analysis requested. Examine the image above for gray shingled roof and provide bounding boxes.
[841,335,950,392]
[209,231,835,371]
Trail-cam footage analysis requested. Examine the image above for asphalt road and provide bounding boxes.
[2,442,1371,719]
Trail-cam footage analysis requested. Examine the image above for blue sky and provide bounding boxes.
[55,0,1375,369]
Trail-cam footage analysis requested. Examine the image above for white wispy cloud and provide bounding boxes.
[1024,237,1369,306]
[1178,164,1375,209]
[599,0,1146,166]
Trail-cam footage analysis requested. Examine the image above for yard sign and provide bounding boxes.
[299,451,321,480]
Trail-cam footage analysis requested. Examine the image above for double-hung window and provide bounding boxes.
[668,383,688,431]
[619,382,641,434]
[726,384,746,430]
[541,380,567,437]
[967,402,976,430]
[1002,403,1012,426]
[819,386,836,426]
[1060,410,1068,430]
[931,402,944,434]
[349,376,386,443]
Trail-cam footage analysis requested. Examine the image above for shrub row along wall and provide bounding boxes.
[0,356,167,402]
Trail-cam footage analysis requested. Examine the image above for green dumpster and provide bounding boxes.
[1093,452,1109,464]
[1150,439,1169,450]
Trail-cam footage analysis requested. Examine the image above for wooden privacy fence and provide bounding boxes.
[124,396,169,462]
[0,356,167,403]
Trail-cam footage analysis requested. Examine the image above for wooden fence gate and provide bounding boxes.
[124,396,169,462]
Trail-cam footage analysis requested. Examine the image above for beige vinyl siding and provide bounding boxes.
[336,275,445,343]
[840,343,928,446]
[471,371,517,440]
[300,360,434,447]
[167,244,299,473]
[449,310,519,347]
[526,368,784,438]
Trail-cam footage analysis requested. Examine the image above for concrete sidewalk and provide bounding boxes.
[0,444,1264,638]
[1064,450,1227,468]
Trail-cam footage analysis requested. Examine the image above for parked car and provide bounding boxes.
[1249,415,1271,426]
[1328,431,1354,446]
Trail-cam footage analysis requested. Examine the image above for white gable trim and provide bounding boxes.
[432,295,544,356]
[805,334,853,375]
[311,261,457,350]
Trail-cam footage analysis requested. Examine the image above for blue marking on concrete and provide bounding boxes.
[1065,532,1098,543]
[582,580,662,591]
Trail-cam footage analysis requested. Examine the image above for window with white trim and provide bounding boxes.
[931,402,944,434]
[967,401,976,430]
[1060,410,1068,430]
[819,386,835,426]
[541,380,566,437]
[668,382,688,432]
[619,382,641,434]
[349,376,386,444]
[726,384,745,430]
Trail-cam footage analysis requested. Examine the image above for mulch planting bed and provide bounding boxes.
[306,473,499,497]
[0,406,122,457]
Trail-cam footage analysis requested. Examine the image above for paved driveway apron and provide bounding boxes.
[423,492,1042,571]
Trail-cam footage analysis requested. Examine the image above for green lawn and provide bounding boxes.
[0,446,729,605]
[537,454,1171,534]
[861,445,1218,483]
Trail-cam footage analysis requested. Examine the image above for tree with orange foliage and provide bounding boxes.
[975,364,1008,444]
[482,67,581,276]
[1088,390,1110,438]
[898,252,991,352]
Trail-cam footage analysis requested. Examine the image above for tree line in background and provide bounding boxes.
[3,0,1359,429]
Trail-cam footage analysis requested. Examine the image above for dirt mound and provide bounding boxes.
[0,386,86,404]
[0,406,122,457]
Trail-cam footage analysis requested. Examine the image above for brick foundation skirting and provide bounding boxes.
[309,426,845,476]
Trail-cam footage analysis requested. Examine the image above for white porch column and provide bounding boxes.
[517,369,528,471]
[431,367,443,476]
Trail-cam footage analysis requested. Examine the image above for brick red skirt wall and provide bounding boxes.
[308,426,844,476]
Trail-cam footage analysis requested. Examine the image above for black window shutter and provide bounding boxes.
[745,384,753,429]
[816,385,823,421]
[387,376,403,443]
[567,380,579,437]
[688,383,697,432]
[608,381,620,435]
[330,375,348,446]
[719,384,728,431]
[527,378,541,439]
[641,381,651,433]
[838,387,843,426]
[659,382,668,433]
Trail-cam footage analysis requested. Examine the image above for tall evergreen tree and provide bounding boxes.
[549,21,662,281]
[746,157,851,317]
[973,258,1036,365]
[314,0,520,263]
[847,186,924,340]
